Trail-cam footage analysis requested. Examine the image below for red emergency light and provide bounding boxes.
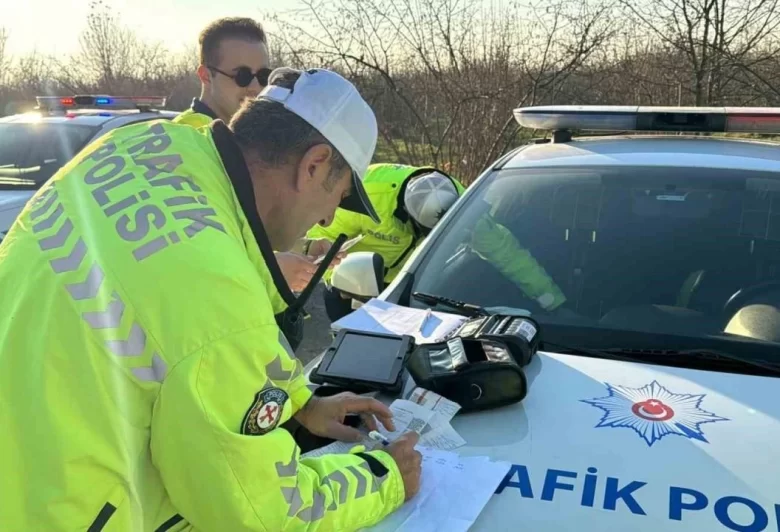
[35,95,167,112]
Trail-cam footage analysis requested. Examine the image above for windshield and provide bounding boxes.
[0,123,97,189]
[412,164,780,360]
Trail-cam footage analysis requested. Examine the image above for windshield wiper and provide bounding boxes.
[542,342,642,363]
[604,347,780,376]
[411,291,488,317]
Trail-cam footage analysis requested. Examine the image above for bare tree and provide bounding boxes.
[54,0,175,95]
[619,0,780,105]
[4,0,780,142]
[269,0,616,181]
[0,28,9,87]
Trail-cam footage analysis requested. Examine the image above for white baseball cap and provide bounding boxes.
[258,68,381,224]
[404,171,460,229]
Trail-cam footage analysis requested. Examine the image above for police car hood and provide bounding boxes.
[0,190,34,211]
[461,351,779,531]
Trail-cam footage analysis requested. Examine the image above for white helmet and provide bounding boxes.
[404,171,459,229]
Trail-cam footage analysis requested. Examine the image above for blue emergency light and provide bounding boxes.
[35,95,167,112]
[514,105,780,135]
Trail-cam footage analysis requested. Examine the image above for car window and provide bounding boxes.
[412,164,780,355]
[0,123,98,189]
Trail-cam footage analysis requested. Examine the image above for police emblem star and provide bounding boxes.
[241,388,289,436]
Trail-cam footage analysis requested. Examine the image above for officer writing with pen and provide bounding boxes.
[0,67,421,530]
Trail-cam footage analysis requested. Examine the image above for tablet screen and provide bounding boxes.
[324,333,403,382]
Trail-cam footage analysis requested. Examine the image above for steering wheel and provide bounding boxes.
[723,280,780,321]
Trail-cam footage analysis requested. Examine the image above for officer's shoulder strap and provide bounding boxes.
[208,121,298,308]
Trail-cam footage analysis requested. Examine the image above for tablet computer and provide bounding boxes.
[311,329,414,392]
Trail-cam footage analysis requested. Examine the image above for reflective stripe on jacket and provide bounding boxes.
[0,120,404,531]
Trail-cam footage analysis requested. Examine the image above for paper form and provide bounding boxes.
[301,399,437,458]
[300,440,357,459]
[408,387,461,422]
[301,393,465,458]
[377,400,436,440]
[312,234,366,264]
[364,448,512,532]
[418,423,466,450]
[331,298,467,344]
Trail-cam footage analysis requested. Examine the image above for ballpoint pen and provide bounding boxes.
[368,430,391,446]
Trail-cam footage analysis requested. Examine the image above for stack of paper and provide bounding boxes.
[365,448,511,532]
[301,388,465,459]
[301,387,508,531]
[331,298,467,344]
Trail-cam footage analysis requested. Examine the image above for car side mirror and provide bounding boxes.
[330,251,385,299]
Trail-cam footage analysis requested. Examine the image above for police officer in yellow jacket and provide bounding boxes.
[0,68,423,531]
[306,163,567,321]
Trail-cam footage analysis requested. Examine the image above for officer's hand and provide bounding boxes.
[306,239,346,269]
[386,432,422,501]
[306,238,334,258]
[276,252,317,292]
[294,392,395,442]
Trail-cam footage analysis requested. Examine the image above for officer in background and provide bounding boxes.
[0,68,421,530]
[173,16,337,343]
[306,163,567,321]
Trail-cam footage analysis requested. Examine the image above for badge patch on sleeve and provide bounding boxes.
[241,388,289,436]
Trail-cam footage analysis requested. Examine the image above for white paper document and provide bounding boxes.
[331,298,467,344]
[301,399,447,458]
[364,448,512,532]
[313,234,366,264]
[418,423,466,450]
[301,391,465,459]
[378,399,436,440]
[408,387,461,421]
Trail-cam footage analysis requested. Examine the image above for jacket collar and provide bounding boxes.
[191,97,219,120]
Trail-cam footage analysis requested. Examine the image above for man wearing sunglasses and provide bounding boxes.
[174,17,272,128]
[175,17,340,344]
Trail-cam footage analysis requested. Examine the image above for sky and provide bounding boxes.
[1,0,301,56]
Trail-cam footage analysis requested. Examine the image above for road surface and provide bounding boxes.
[295,283,333,366]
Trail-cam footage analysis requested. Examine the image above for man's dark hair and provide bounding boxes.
[230,68,350,189]
[199,17,267,67]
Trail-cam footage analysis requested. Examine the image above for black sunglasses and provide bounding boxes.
[209,66,272,88]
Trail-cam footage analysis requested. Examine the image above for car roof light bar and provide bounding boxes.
[513,105,780,134]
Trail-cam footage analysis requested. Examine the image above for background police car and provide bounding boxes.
[310,106,780,531]
[0,95,177,240]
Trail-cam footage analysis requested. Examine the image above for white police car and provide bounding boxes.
[0,95,177,240]
[312,106,780,531]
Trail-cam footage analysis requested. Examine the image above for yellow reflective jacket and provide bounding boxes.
[172,99,295,318]
[307,163,566,310]
[171,98,217,129]
[307,164,447,283]
[0,120,404,531]
[171,108,213,128]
